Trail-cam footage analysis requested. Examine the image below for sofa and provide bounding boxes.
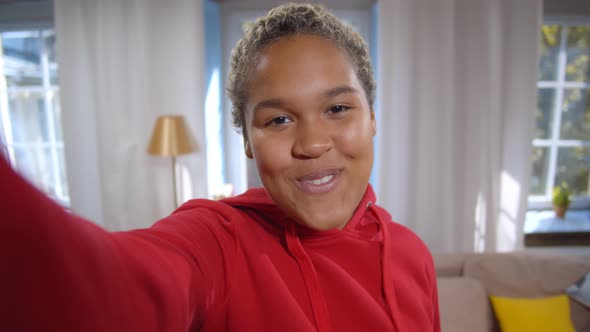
[434,252,590,332]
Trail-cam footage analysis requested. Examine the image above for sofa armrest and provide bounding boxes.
[434,254,468,277]
[438,277,492,332]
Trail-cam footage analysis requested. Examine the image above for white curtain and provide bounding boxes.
[375,0,541,253]
[55,0,207,230]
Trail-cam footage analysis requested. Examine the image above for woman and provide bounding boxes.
[0,3,439,332]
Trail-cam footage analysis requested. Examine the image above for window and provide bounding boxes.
[0,29,69,206]
[525,23,590,245]
[530,24,590,208]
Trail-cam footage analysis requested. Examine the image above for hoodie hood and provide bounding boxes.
[219,184,379,238]
[217,184,403,332]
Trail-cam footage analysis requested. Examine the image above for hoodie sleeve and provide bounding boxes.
[0,157,233,331]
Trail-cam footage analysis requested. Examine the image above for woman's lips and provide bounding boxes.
[295,169,342,194]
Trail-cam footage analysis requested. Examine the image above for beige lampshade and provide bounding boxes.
[147,115,199,156]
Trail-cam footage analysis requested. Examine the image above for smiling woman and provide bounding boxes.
[244,35,376,231]
[0,3,439,332]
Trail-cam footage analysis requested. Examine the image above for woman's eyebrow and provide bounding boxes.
[253,98,286,113]
[324,85,358,98]
[253,86,358,113]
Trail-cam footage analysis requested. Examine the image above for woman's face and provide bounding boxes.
[244,34,376,231]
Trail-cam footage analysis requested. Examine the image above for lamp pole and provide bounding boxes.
[172,155,178,208]
[147,115,198,210]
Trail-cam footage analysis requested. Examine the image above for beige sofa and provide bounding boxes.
[434,252,590,332]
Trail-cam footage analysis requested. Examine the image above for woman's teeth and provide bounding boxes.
[309,175,333,185]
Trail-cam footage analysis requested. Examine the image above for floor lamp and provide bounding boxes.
[147,115,198,208]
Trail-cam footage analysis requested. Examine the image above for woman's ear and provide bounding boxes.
[245,140,253,159]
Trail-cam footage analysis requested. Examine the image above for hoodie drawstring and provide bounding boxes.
[285,223,333,332]
[283,203,404,332]
[369,204,406,332]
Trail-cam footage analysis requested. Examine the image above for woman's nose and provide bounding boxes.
[292,120,333,159]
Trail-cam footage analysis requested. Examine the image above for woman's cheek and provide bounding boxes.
[253,134,292,173]
[337,118,371,151]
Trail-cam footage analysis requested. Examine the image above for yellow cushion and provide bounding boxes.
[490,294,575,332]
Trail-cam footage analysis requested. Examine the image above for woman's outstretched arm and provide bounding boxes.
[0,157,230,331]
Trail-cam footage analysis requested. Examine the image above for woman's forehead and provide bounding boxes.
[254,36,355,83]
[258,34,347,64]
[245,35,361,104]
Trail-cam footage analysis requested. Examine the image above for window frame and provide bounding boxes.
[0,29,69,206]
[529,17,590,211]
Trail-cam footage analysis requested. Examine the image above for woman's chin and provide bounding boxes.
[291,211,349,231]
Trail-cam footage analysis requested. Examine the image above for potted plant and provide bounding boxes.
[552,183,572,219]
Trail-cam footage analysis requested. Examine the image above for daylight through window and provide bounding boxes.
[531,24,590,207]
[0,30,69,206]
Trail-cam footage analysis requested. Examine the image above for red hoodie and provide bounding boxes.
[0,158,440,331]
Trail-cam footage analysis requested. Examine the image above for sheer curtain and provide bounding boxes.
[54,0,207,230]
[374,0,541,253]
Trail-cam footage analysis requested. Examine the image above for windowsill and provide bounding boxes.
[525,210,590,233]
[524,209,590,247]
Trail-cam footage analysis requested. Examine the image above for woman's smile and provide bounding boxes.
[295,168,342,194]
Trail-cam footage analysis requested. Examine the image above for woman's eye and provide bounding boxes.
[328,105,349,114]
[266,116,291,126]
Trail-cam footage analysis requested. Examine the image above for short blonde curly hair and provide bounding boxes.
[227,3,376,136]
